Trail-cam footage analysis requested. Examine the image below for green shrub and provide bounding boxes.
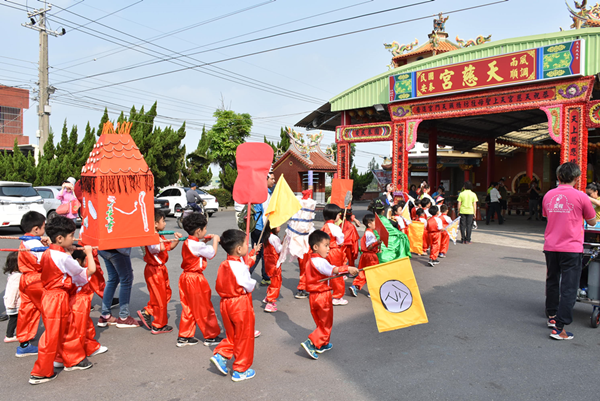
[325,186,332,201]
[208,188,233,207]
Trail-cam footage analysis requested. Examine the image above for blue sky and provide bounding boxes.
[0,0,581,172]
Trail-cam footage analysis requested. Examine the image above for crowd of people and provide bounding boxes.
[4,162,598,387]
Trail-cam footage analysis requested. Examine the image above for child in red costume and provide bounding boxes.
[439,204,452,258]
[321,204,348,306]
[263,224,282,313]
[137,210,182,335]
[210,229,260,382]
[16,211,47,358]
[69,249,108,359]
[426,206,444,267]
[177,212,222,347]
[29,216,96,385]
[341,210,360,267]
[300,230,358,359]
[349,213,381,297]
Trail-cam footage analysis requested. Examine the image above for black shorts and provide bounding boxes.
[500,199,507,210]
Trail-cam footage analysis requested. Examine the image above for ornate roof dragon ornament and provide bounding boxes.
[567,0,600,28]
[456,34,492,47]
[384,39,419,57]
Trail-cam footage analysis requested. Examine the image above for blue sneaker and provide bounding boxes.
[16,344,38,358]
[316,343,333,354]
[210,353,228,375]
[349,285,358,297]
[231,368,256,382]
[301,339,318,360]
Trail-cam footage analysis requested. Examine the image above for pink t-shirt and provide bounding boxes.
[542,185,596,252]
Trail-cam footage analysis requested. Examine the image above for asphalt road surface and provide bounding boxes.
[0,207,598,400]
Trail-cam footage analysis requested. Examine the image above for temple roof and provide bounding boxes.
[392,35,459,62]
[273,128,337,172]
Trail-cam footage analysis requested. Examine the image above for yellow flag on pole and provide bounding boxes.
[364,257,428,332]
[444,216,461,245]
[264,175,302,228]
[400,202,412,226]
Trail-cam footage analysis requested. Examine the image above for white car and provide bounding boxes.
[157,186,219,217]
[0,181,47,229]
[34,186,62,219]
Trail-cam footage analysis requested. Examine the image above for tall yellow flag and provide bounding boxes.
[400,202,412,226]
[264,174,302,228]
[364,257,428,332]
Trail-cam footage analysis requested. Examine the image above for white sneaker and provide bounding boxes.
[53,361,64,368]
[90,345,108,356]
[332,298,348,306]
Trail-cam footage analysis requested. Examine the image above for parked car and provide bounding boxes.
[0,181,47,229]
[34,186,63,219]
[157,186,219,217]
[154,197,171,216]
[34,185,82,225]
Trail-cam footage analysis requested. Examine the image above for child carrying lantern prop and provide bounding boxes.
[79,122,158,250]
[278,190,316,267]
[232,143,274,243]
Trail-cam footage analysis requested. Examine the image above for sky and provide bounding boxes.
[0,0,583,172]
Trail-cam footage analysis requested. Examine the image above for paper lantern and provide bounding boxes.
[79,122,158,250]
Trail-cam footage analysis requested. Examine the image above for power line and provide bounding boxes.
[49,0,432,85]
[62,1,509,94]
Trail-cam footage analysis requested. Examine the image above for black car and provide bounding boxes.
[154,197,171,216]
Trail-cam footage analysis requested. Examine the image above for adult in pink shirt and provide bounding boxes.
[542,162,596,340]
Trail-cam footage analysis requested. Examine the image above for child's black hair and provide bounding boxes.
[420,198,431,208]
[309,230,330,250]
[71,249,86,265]
[368,198,385,215]
[323,204,342,221]
[45,216,76,243]
[220,229,247,255]
[182,212,207,236]
[398,200,406,208]
[428,206,439,216]
[440,204,449,213]
[415,208,424,217]
[363,213,376,227]
[3,251,19,275]
[154,209,166,222]
[20,211,46,233]
[391,204,401,215]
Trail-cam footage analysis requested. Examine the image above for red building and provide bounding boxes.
[0,85,30,151]
[272,128,337,203]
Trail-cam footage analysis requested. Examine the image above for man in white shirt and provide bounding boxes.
[486,182,504,225]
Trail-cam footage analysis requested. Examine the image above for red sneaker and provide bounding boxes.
[116,316,141,328]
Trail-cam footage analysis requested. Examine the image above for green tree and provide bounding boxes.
[264,127,291,162]
[368,157,380,171]
[350,166,373,200]
[207,109,252,172]
[182,126,213,187]
[219,164,238,193]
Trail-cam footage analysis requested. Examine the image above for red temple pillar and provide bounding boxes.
[464,169,471,182]
[337,111,352,180]
[487,138,495,188]
[526,147,534,180]
[561,103,588,191]
[392,121,408,191]
[428,130,437,189]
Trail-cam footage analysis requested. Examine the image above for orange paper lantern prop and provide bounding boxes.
[79,122,158,250]
[331,178,354,208]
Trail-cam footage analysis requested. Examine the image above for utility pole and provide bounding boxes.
[21,1,65,155]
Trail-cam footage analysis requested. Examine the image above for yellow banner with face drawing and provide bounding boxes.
[364,257,428,333]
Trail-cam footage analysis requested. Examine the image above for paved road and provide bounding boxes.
[0,207,598,400]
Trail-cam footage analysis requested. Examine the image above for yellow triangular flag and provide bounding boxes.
[264,174,302,228]
[400,202,412,225]
[364,257,428,332]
